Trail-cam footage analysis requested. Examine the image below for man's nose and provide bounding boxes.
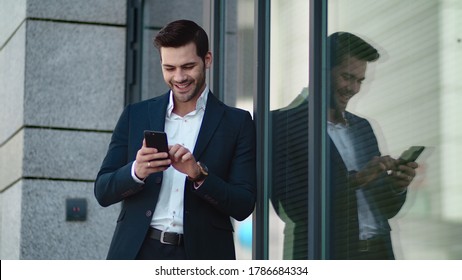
[173,69,187,82]
[347,81,361,94]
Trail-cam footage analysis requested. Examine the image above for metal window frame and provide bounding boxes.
[252,0,271,260]
[252,0,328,260]
[308,0,329,260]
[212,0,226,102]
[125,0,144,105]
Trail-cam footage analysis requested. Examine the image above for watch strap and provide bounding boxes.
[187,161,208,182]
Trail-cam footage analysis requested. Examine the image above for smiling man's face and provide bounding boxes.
[160,42,212,106]
[330,55,367,112]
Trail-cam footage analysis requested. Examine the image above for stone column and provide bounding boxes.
[0,0,126,259]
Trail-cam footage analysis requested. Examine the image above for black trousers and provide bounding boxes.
[135,235,186,260]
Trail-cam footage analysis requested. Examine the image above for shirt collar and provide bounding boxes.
[166,85,209,117]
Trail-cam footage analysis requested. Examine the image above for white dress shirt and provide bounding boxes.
[328,120,380,240]
[131,86,208,234]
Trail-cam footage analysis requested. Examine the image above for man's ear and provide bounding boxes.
[204,51,212,69]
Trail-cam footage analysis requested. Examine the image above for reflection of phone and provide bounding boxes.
[144,130,168,153]
[398,146,425,164]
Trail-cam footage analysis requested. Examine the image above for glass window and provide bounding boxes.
[225,0,256,260]
[325,0,462,259]
[268,0,462,260]
[268,0,310,260]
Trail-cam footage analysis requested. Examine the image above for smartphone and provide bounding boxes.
[398,146,425,164]
[144,130,168,153]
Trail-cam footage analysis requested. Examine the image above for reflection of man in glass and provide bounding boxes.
[271,32,418,259]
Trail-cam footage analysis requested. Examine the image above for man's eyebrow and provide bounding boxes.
[182,62,196,67]
[342,72,365,81]
[162,62,197,68]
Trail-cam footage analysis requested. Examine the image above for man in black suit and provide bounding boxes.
[271,32,418,259]
[95,19,256,260]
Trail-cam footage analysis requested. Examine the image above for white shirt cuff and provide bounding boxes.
[131,161,145,184]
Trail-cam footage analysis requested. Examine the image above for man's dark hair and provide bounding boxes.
[154,19,209,61]
[328,32,380,68]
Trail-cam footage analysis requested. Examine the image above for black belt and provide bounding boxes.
[148,228,183,246]
[358,236,386,252]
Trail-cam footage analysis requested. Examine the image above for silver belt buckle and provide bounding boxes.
[159,231,171,245]
[159,231,181,245]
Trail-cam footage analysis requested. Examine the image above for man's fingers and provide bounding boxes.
[181,152,194,162]
[146,158,171,168]
[169,144,192,162]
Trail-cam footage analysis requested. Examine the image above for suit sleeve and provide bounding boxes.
[192,111,257,221]
[94,105,145,207]
[364,174,408,219]
[349,117,408,219]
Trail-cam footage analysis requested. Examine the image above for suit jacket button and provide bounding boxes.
[145,210,152,217]
[155,177,162,184]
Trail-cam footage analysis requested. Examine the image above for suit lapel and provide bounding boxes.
[147,92,170,132]
[193,92,225,159]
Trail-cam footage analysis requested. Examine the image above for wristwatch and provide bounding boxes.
[188,161,209,182]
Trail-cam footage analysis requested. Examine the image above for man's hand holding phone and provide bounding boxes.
[389,146,424,189]
[353,146,423,189]
[391,161,418,189]
[134,131,171,180]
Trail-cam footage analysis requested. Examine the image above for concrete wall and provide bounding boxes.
[0,0,126,259]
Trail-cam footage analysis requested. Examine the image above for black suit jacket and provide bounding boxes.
[271,98,407,259]
[95,91,257,260]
